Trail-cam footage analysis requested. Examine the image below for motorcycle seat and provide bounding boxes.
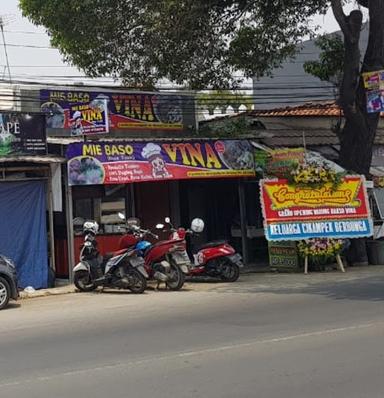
[198,240,227,250]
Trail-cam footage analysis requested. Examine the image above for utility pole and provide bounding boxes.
[0,15,14,83]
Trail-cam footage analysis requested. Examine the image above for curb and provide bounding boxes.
[17,265,384,299]
[19,285,77,300]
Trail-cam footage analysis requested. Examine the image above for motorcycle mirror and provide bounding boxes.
[118,212,125,220]
[156,223,165,230]
[165,217,171,223]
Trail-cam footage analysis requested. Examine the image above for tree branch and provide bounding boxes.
[331,0,350,38]
[332,2,363,117]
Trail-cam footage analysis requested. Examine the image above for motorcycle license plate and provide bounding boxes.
[172,251,190,265]
[180,264,189,274]
[228,253,243,266]
[138,265,148,278]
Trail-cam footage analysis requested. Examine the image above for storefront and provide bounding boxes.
[0,112,64,289]
[55,138,267,280]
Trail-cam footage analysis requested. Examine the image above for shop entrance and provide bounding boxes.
[179,178,269,266]
[179,179,240,253]
[135,181,171,233]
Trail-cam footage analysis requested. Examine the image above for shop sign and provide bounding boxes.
[362,70,384,113]
[268,241,299,270]
[66,140,255,186]
[0,113,47,156]
[260,176,373,241]
[266,148,305,177]
[40,89,194,134]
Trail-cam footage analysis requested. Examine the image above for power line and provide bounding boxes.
[3,30,47,35]
[5,43,56,49]
[0,74,335,90]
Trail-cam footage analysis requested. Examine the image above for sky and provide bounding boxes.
[0,1,366,86]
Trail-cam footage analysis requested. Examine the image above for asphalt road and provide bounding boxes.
[1,270,384,398]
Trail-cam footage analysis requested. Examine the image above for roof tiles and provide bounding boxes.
[252,101,342,117]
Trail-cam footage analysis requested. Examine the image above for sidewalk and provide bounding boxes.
[18,265,384,299]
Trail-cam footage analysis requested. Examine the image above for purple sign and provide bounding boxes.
[66,140,255,185]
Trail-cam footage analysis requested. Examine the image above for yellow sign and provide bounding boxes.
[264,179,362,210]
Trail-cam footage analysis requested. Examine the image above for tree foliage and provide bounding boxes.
[19,0,329,89]
[303,35,344,86]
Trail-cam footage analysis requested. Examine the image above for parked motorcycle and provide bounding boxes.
[73,221,147,294]
[120,218,190,290]
[168,218,243,282]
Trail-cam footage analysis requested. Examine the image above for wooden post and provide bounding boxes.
[47,170,56,272]
[238,181,248,266]
[304,255,309,274]
[336,254,346,273]
[65,175,75,283]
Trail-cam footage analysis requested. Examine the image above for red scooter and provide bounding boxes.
[168,218,243,282]
[120,218,190,290]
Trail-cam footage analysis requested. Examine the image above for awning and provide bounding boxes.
[0,155,65,164]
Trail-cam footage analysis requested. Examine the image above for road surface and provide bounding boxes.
[1,269,384,398]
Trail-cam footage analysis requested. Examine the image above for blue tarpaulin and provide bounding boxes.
[0,181,48,289]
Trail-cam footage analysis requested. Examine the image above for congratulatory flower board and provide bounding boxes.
[260,176,373,241]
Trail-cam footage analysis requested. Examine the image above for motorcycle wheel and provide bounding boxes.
[166,263,185,291]
[0,277,10,310]
[220,259,240,282]
[74,271,97,292]
[127,269,147,294]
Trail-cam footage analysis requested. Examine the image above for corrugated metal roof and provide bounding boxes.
[257,128,384,147]
[0,155,65,164]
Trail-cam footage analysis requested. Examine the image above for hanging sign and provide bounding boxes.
[66,140,255,186]
[0,113,47,156]
[260,176,373,241]
[363,70,384,113]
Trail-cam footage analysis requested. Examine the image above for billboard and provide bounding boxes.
[0,113,46,156]
[40,89,195,134]
[66,140,255,186]
[260,176,373,241]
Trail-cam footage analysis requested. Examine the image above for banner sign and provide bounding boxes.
[254,148,305,178]
[266,148,305,177]
[40,90,193,134]
[363,70,384,113]
[268,241,299,270]
[260,176,373,241]
[0,113,47,156]
[66,140,255,186]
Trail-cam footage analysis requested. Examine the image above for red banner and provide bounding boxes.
[260,176,373,240]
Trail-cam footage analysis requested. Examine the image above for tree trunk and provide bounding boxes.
[333,1,384,265]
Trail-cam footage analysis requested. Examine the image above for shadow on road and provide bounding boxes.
[2,302,21,311]
[205,275,384,302]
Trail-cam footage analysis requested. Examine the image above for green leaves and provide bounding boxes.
[19,0,331,88]
[303,35,344,86]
